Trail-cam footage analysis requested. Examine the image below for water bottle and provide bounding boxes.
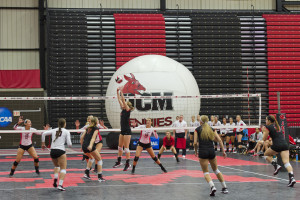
[296,153,299,162]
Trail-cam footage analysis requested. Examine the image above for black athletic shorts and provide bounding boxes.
[82,144,96,153]
[120,131,132,136]
[138,141,152,149]
[270,142,289,153]
[19,144,33,151]
[198,148,216,159]
[50,149,66,159]
[236,131,243,136]
[190,132,194,136]
[226,132,235,137]
[165,145,172,150]
[95,140,103,145]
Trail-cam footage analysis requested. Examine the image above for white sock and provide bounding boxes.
[208,181,214,187]
[54,173,58,179]
[290,171,293,175]
[221,182,227,188]
[59,180,63,186]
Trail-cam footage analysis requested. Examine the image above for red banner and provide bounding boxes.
[0,70,41,88]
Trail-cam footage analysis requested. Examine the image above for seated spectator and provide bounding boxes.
[248,128,263,152]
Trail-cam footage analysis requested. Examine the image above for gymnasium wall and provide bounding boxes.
[46,0,276,10]
[0,0,40,88]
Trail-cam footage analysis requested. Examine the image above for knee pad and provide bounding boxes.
[134,156,139,162]
[83,155,89,159]
[88,158,95,164]
[214,169,221,175]
[34,158,39,163]
[124,148,130,153]
[203,172,210,176]
[13,161,19,166]
[238,142,242,146]
[118,146,123,151]
[60,169,66,174]
[97,160,103,166]
[284,162,291,168]
[152,156,158,162]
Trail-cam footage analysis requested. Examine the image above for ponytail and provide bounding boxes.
[200,115,215,141]
[54,118,66,142]
[267,115,280,131]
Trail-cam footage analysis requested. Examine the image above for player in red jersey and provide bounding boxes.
[157,131,179,162]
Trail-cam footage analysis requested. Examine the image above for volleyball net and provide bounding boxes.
[0,93,261,136]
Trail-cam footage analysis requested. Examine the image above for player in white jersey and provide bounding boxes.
[213,116,222,151]
[236,115,247,153]
[173,115,188,159]
[131,119,167,174]
[189,116,200,150]
[42,118,72,191]
[225,117,236,152]
[9,116,43,177]
[220,117,228,151]
[208,115,215,127]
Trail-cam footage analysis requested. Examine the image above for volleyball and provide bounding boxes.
[115,76,123,84]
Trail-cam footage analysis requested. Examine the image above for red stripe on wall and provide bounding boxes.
[263,14,300,122]
[0,70,41,88]
[114,13,166,69]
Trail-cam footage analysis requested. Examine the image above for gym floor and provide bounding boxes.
[0,150,299,200]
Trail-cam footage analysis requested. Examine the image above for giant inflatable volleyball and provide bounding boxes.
[105,55,201,128]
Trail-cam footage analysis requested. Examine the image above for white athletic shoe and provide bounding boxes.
[210,186,217,196]
[57,185,66,191]
[98,177,106,182]
[182,155,186,159]
[83,174,91,180]
[113,162,123,168]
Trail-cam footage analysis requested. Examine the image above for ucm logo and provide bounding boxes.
[0,107,13,127]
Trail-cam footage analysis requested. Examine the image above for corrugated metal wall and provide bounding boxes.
[47,0,160,9]
[46,0,276,10]
[166,0,275,10]
[0,0,39,70]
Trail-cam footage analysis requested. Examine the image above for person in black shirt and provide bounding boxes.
[262,115,296,187]
[113,88,134,171]
[80,117,105,182]
[194,115,228,196]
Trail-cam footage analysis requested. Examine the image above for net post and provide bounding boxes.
[259,94,262,127]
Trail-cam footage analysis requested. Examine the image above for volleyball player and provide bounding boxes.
[75,115,93,162]
[236,115,246,153]
[189,115,200,150]
[172,115,187,159]
[113,88,134,171]
[9,116,42,177]
[213,116,222,151]
[157,131,179,162]
[41,118,72,191]
[131,118,167,174]
[225,117,235,152]
[80,117,105,182]
[194,115,228,196]
[77,117,107,173]
[208,115,215,127]
[220,117,228,150]
[262,115,296,187]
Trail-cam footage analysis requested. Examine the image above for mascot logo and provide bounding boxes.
[121,73,146,95]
